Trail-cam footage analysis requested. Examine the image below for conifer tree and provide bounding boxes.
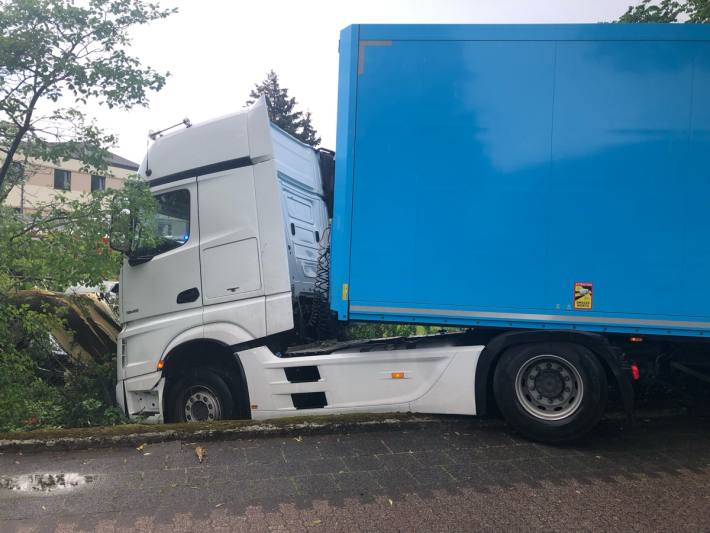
[247,70,321,147]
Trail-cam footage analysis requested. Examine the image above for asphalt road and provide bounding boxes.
[1,415,709,532]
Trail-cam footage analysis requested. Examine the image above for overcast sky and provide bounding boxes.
[93,0,634,164]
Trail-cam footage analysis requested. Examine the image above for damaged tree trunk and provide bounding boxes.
[8,290,119,364]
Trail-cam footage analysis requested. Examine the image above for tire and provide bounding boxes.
[493,342,607,444]
[171,368,234,423]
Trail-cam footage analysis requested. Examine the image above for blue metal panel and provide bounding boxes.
[682,43,710,316]
[350,40,556,309]
[330,25,359,319]
[330,24,710,337]
[546,40,694,318]
[358,23,710,42]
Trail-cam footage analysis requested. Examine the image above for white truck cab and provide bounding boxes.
[116,98,331,420]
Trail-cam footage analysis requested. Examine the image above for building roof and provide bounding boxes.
[38,142,139,172]
[108,151,139,171]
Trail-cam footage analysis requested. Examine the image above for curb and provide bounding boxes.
[0,413,485,453]
[0,408,695,454]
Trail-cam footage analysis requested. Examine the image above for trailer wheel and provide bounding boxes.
[171,368,234,423]
[493,342,607,443]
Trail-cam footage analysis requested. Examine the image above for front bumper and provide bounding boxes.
[116,381,127,417]
[116,371,166,423]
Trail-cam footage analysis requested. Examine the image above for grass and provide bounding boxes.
[0,412,429,443]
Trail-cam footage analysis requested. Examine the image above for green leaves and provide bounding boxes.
[619,0,710,22]
[0,291,62,432]
[0,0,176,193]
[0,0,173,431]
[0,176,155,291]
[0,178,156,431]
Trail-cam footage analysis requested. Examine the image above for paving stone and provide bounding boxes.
[376,452,421,470]
[281,441,324,463]
[244,445,286,465]
[304,457,347,475]
[406,465,456,488]
[2,414,709,532]
[411,449,457,466]
[380,432,445,453]
[292,474,338,499]
[334,471,382,496]
[370,468,419,494]
[342,455,382,472]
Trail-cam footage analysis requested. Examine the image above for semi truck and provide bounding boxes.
[111,24,710,443]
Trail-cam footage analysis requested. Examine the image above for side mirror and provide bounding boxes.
[109,208,135,254]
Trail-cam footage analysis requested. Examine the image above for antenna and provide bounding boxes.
[148,118,192,141]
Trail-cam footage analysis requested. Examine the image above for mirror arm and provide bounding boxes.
[127,254,154,266]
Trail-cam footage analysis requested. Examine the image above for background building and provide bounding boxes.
[4,151,139,213]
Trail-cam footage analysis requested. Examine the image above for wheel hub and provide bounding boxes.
[535,369,564,398]
[184,387,221,422]
[514,355,584,421]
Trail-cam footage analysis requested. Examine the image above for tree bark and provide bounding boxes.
[8,290,120,363]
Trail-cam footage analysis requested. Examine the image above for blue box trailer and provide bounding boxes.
[331,24,710,339]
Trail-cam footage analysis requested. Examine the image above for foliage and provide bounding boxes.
[1,178,156,291]
[0,179,156,431]
[619,0,710,22]
[0,293,62,431]
[0,0,173,431]
[247,70,321,147]
[342,322,417,340]
[341,322,455,340]
[0,0,176,198]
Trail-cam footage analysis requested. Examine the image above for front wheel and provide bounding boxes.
[493,342,607,443]
[170,368,234,423]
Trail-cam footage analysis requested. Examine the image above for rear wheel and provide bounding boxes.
[171,368,234,423]
[493,342,607,443]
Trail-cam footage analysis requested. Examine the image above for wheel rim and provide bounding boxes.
[183,385,222,422]
[514,354,584,421]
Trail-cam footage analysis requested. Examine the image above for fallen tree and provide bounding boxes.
[0,289,123,432]
[8,290,119,364]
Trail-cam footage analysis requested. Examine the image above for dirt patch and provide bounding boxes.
[0,473,95,493]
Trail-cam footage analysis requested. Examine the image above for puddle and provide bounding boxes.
[0,473,95,493]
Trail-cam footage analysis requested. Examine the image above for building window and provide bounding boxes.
[91,175,106,191]
[53,169,71,191]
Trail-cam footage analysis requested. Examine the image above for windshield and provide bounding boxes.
[134,189,190,258]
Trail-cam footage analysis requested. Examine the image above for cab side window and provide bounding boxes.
[137,189,190,257]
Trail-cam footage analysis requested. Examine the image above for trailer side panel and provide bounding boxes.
[331,24,710,337]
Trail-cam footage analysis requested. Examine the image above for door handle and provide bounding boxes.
[176,287,200,304]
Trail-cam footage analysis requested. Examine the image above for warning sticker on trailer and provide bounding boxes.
[574,282,593,310]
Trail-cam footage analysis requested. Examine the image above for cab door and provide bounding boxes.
[197,166,264,304]
[120,179,203,323]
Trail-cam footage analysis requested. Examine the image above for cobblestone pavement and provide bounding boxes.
[1,415,709,532]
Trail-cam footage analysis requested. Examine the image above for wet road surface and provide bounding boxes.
[1,415,709,532]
